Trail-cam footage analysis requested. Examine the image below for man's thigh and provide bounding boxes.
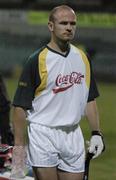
[32,167,84,180]
[58,170,84,180]
[32,167,58,180]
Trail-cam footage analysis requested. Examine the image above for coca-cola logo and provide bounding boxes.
[53,72,84,93]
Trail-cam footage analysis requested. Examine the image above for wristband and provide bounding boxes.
[91,130,103,136]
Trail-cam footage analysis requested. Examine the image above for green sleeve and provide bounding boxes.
[13,52,41,110]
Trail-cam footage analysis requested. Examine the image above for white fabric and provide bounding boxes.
[27,45,89,127]
[10,146,27,179]
[88,135,104,158]
[27,123,85,173]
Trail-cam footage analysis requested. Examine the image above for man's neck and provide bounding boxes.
[47,40,70,55]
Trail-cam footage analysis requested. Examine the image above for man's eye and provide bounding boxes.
[59,22,76,25]
[60,22,68,25]
[71,22,76,25]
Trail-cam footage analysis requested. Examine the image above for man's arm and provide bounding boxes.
[11,106,27,178]
[11,52,41,178]
[13,106,27,146]
[85,100,100,131]
[85,99,105,158]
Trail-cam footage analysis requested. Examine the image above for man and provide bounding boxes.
[11,5,105,180]
[0,73,14,146]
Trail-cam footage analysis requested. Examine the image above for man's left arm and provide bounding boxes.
[85,100,105,158]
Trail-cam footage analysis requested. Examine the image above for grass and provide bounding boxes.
[5,78,116,180]
[81,82,116,180]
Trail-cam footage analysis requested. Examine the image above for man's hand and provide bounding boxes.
[10,146,27,178]
[88,131,105,159]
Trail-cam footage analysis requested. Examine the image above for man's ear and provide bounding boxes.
[48,21,54,32]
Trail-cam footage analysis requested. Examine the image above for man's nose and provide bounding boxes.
[66,23,72,31]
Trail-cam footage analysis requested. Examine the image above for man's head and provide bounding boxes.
[48,5,77,43]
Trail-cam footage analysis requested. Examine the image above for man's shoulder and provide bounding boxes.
[25,45,47,67]
[71,44,85,54]
[29,46,47,60]
[70,44,90,65]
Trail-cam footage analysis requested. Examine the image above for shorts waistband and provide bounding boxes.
[50,124,79,132]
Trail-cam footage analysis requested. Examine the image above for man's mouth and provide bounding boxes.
[64,33,73,36]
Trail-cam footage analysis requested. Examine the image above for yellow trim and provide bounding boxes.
[78,49,90,88]
[35,48,48,96]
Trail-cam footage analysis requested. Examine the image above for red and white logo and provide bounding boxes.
[53,72,84,93]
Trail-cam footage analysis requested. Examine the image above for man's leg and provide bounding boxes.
[32,167,58,180]
[58,170,84,180]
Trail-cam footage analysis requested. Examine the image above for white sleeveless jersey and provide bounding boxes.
[26,45,90,126]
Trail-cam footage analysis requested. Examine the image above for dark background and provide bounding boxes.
[0,0,116,82]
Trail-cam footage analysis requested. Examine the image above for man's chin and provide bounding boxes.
[62,38,72,42]
[63,36,74,42]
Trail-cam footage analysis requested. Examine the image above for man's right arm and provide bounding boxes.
[12,106,27,146]
[11,106,27,178]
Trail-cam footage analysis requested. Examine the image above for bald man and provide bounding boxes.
[11,5,105,180]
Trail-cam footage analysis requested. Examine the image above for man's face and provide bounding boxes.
[49,9,77,42]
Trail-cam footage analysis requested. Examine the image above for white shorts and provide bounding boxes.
[27,123,85,173]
